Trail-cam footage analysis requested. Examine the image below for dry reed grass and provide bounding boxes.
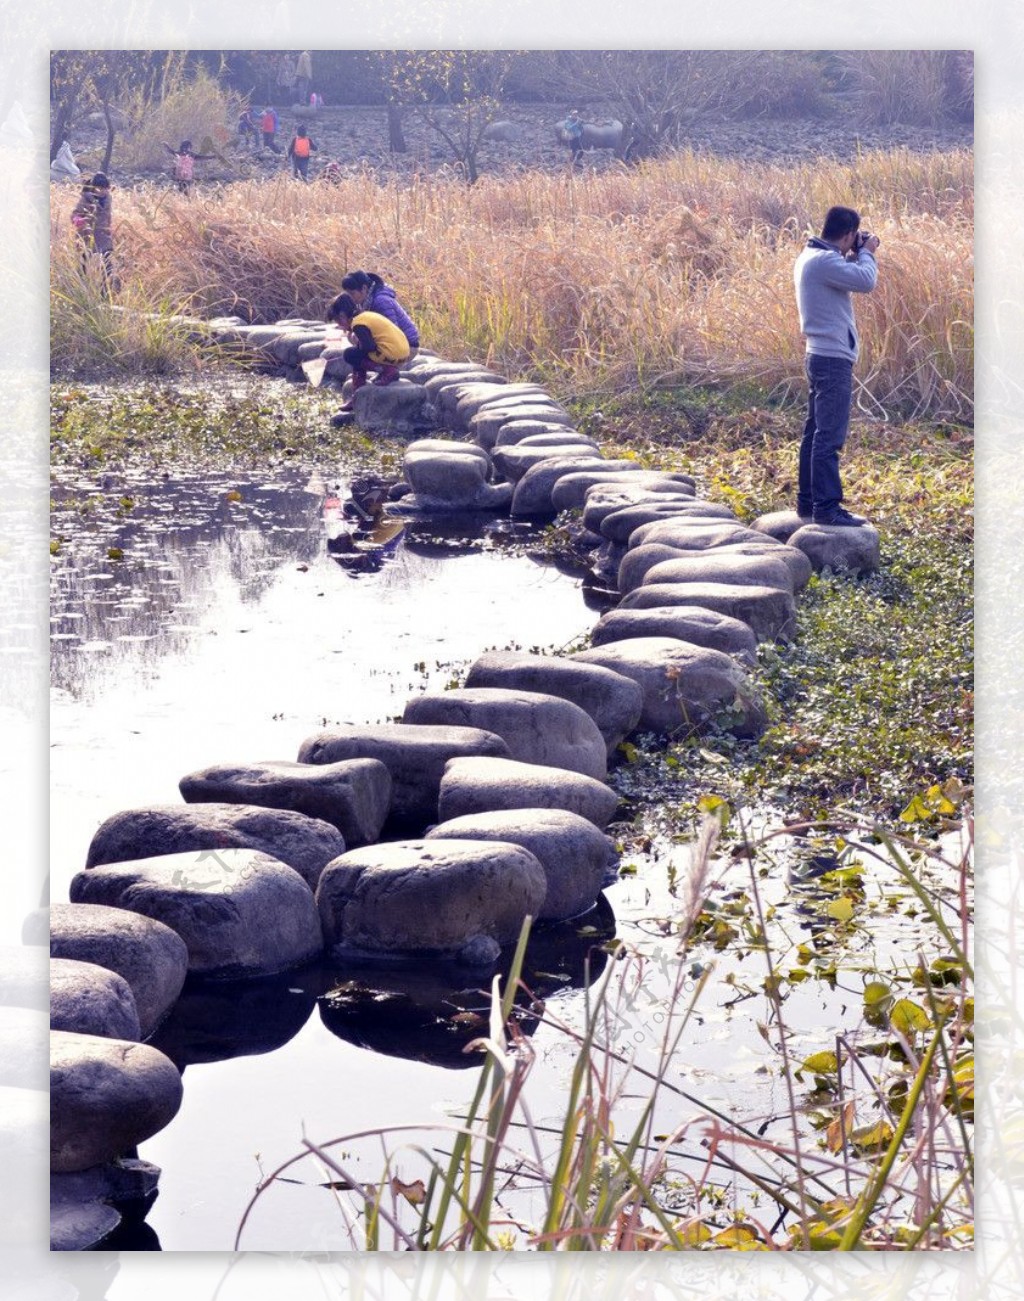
[50,146,973,420]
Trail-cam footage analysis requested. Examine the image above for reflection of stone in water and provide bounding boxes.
[318,895,616,1069]
[148,961,323,1071]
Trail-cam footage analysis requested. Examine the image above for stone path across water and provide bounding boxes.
[49,317,881,1248]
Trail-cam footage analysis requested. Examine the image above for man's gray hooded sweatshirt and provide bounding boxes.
[794,237,878,363]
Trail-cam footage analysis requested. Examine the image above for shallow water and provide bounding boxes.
[50,463,969,1250]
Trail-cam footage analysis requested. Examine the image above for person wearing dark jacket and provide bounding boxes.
[70,172,116,288]
[325,291,411,416]
[340,270,420,359]
[793,205,880,528]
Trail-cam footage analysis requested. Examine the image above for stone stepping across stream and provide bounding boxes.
[50,958,142,1042]
[438,755,621,829]
[178,757,393,847]
[463,650,644,757]
[402,687,609,780]
[426,808,617,922]
[85,803,346,893]
[69,849,324,979]
[590,605,760,666]
[49,902,188,1040]
[315,838,548,963]
[573,636,767,738]
[619,580,798,642]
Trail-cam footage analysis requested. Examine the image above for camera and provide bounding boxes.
[855,231,879,251]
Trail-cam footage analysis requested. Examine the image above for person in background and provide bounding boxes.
[70,172,116,289]
[295,50,313,105]
[162,140,215,195]
[237,106,260,153]
[340,270,420,361]
[260,106,282,154]
[325,291,411,416]
[561,109,585,165]
[286,125,317,181]
[793,204,881,528]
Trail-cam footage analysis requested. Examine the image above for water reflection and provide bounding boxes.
[319,895,617,1069]
[149,963,324,1071]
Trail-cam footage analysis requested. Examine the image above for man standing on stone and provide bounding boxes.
[794,205,880,527]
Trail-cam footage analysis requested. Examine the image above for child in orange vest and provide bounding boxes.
[286,126,317,181]
[260,107,282,154]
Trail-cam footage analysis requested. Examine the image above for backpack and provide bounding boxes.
[174,153,194,183]
[293,135,311,159]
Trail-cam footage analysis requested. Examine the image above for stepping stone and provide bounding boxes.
[511,457,622,515]
[749,509,810,542]
[627,518,777,552]
[493,446,608,485]
[179,758,392,848]
[404,448,491,503]
[70,849,324,979]
[297,723,512,832]
[470,404,574,449]
[439,756,620,829]
[551,469,698,512]
[316,838,547,960]
[49,902,188,1039]
[590,606,759,666]
[423,371,504,405]
[599,500,735,542]
[350,381,431,435]
[85,803,346,893]
[403,687,608,780]
[618,540,811,595]
[390,481,514,515]
[50,1030,183,1173]
[573,637,766,738]
[620,581,797,641]
[582,489,698,532]
[464,650,644,756]
[405,437,491,465]
[789,522,881,575]
[516,431,601,452]
[494,419,586,447]
[642,549,798,593]
[426,808,615,921]
[454,383,551,426]
[50,958,141,1042]
[51,1158,161,1251]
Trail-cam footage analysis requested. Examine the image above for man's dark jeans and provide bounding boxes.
[798,353,853,516]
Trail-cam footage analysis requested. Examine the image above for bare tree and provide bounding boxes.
[388,50,522,183]
[545,50,764,159]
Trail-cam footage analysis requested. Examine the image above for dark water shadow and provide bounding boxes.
[148,963,324,1071]
[318,894,617,1069]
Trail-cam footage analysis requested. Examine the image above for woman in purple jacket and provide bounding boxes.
[340,271,420,360]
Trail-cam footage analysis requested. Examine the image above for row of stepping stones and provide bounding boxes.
[50,322,881,1248]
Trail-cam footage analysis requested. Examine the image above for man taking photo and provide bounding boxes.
[794,205,880,528]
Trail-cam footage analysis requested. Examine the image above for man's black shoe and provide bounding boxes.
[813,507,867,528]
[796,501,813,520]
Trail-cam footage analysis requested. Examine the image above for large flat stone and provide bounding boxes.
[470,404,574,449]
[403,687,608,779]
[627,519,771,551]
[49,902,188,1039]
[620,581,797,641]
[573,637,766,738]
[316,838,547,959]
[619,540,811,595]
[493,446,607,486]
[85,803,346,892]
[50,1030,183,1173]
[50,958,141,1042]
[70,850,324,979]
[590,606,759,667]
[427,809,615,921]
[179,758,392,848]
[643,550,797,593]
[297,723,512,832]
[439,756,620,829]
[551,470,698,512]
[599,500,735,542]
[789,522,881,575]
[464,650,644,756]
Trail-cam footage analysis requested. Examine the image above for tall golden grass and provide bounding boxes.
[50,146,973,420]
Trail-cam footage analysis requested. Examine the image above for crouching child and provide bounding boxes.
[326,292,411,415]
